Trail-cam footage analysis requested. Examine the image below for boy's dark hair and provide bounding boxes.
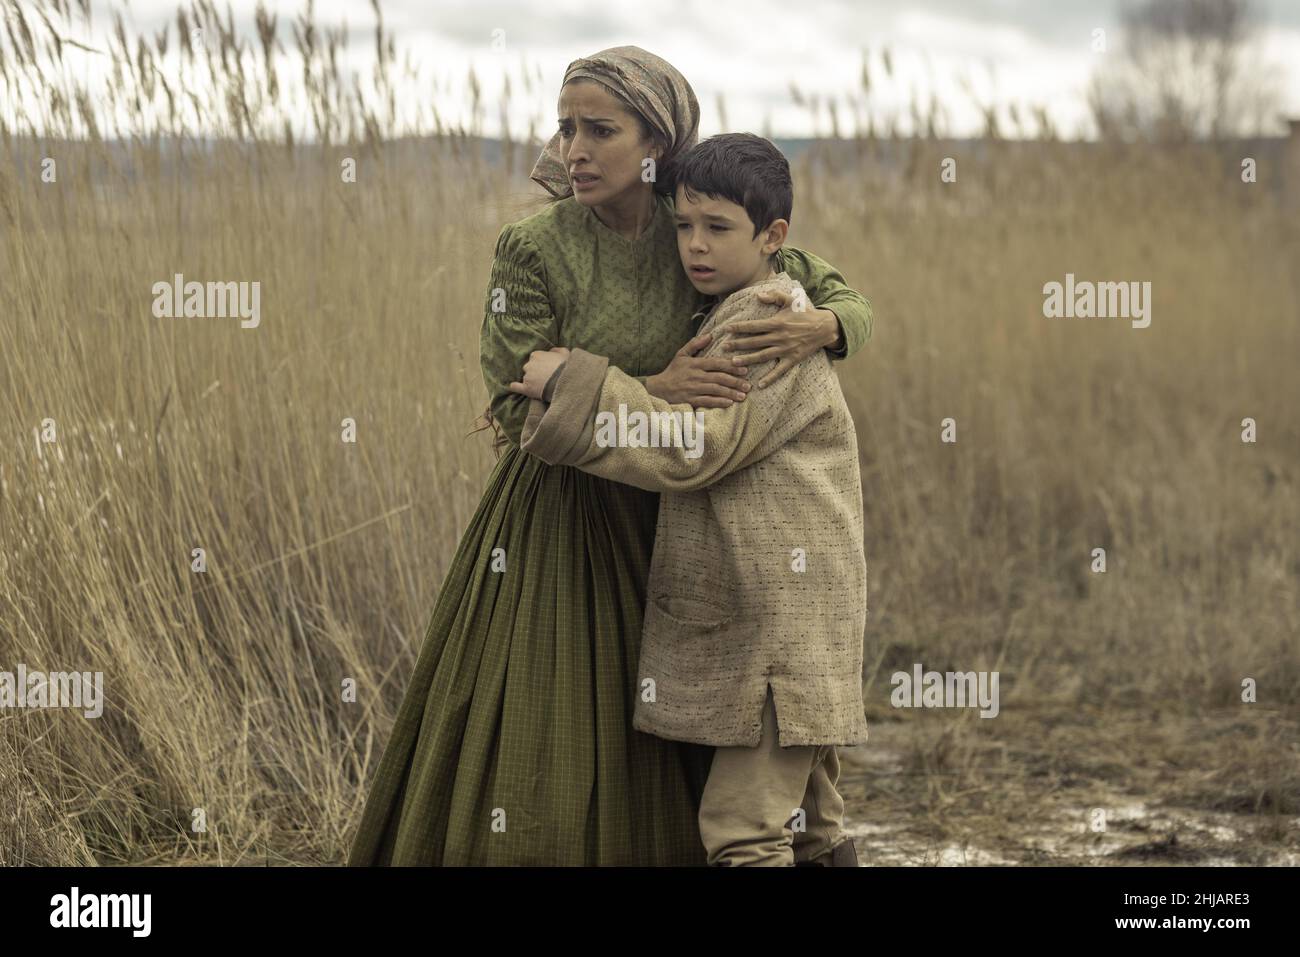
[666,133,793,241]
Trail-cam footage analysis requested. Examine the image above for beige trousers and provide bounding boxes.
[698,686,849,866]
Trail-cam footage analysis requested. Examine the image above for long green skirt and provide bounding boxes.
[346,446,714,865]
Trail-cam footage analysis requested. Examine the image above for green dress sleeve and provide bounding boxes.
[479,223,560,447]
[778,246,873,360]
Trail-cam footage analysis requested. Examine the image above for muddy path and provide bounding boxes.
[833,710,1300,866]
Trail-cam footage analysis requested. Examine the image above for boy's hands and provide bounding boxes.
[722,290,843,388]
[508,346,571,401]
[647,332,751,408]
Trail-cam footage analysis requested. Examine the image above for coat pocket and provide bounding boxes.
[645,592,736,631]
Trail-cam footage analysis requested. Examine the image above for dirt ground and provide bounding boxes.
[835,708,1300,866]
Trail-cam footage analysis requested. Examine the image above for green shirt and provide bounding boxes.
[481,192,873,446]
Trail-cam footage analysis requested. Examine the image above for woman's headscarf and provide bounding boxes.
[530,45,700,199]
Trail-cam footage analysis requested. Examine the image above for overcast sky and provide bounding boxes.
[22,0,1300,139]
[411,0,1300,137]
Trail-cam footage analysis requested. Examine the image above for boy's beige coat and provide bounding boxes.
[521,273,869,747]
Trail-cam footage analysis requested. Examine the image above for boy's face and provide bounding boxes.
[674,184,788,295]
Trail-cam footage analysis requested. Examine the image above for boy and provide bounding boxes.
[510,133,869,866]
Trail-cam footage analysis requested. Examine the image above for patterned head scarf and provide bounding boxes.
[530,45,700,199]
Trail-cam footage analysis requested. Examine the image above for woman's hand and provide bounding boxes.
[508,346,571,401]
[647,332,751,408]
[720,290,842,388]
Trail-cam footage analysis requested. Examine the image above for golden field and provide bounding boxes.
[1,0,1297,864]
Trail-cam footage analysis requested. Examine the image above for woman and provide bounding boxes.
[347,46,872,866]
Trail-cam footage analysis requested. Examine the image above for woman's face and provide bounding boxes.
[556,79,661,208]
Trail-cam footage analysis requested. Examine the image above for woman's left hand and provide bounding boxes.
[508,347,571,400]
[721,290,841,388]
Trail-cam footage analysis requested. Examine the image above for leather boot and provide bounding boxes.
[794,838,859,867]
[829,839,859,867]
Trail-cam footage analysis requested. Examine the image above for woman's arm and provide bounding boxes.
[478,223,561,447]
[515,284,834,489]
[778,245,873,360]
[717,246,873,387]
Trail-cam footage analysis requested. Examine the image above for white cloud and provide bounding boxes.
[12,0,1297,140]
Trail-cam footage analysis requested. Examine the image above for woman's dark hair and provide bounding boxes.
[664,132,793,237]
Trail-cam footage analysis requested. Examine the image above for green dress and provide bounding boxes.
[347,191,873,865]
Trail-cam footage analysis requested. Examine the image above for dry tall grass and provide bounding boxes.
[2,0,1296,865]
